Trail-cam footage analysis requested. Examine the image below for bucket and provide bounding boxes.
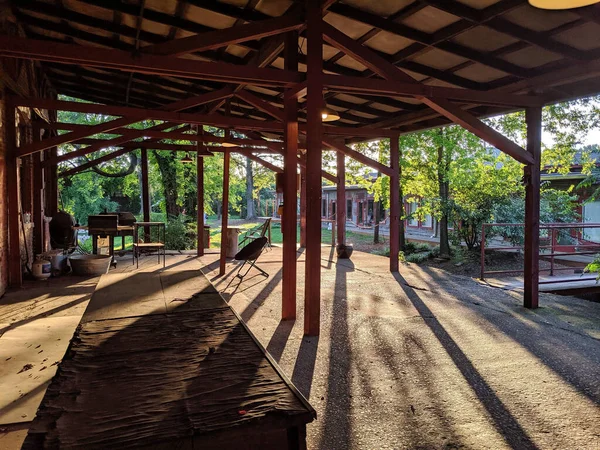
[43,250,68,275]
[69,254,112,276]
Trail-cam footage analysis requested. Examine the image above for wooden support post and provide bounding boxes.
[5,96,21,287]
[219,149,230,276]
[197,127,205,256]
[300,162,307,248]
[304,0,323,336]
[282,31,299,320]
[336,150,345,247]
[524,107,541,309]
[389,136,400,272]
[399,146,406,252]
[45,139,58,218]
[140,149,151,240]
[32,125,44,255]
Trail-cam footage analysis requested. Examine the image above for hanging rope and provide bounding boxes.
[91,152,138,178]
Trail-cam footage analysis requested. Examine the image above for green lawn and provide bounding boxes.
[205,220,382,249]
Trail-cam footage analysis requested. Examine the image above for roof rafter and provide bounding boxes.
[144,14,304,56]
[321,20,534,165]
[0,36,302,87]
[327,2,531,79]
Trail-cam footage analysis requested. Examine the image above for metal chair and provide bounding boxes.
[239,218,272,249]
[224,237,269,292]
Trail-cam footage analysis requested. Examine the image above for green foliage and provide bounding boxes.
[490,188,580,246]
[59,174,119,225]
[406,252,431,264]
[584,255,600,280]
[403,242,432,254]
[164,216,195,250]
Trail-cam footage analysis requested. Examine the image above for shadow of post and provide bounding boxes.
[393,272,539,450]
[419,265,600,406]
[316,258,353,450]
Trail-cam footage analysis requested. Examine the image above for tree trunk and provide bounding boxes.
[245,157,256,220]
[183,163,197,217]
[152,150,181,218]
[437,140,451,257]
[137,163,144,216]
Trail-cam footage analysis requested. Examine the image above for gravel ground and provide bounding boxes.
[200,246,600,450]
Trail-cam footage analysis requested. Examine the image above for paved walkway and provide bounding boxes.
[201,246,600,450]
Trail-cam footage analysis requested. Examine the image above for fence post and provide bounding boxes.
[480,223,486,280]
[331,221,336,246]
[550,227,556,277]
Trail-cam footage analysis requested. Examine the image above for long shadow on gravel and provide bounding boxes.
[394,272,539,450]
[420,265,600,407]
[316,259,353,450]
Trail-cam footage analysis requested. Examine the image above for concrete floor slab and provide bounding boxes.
[0,315,83,424]
[200,246,600,450]
[82,272,167,322]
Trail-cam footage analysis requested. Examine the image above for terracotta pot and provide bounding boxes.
[336,244,354,259]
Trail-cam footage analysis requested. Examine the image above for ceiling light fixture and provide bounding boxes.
[528,0,600,9]
[180,152,193,164]
[321,107,340,122]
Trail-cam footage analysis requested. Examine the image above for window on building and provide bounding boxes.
[583,201,600,242]
[423,214,433,228]
[408,202,419,227]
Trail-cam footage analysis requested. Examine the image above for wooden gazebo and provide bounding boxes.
[2,0,600,336]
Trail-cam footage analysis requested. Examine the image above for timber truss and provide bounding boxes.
[3,0,596,334]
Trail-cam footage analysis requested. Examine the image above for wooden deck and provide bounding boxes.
[483,273,600,296]
[6,254,314,449]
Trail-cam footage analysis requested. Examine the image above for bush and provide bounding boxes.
[372,247,390,257]
[406,251,431,264]
[404,242,431,255]
[164,217,195,250]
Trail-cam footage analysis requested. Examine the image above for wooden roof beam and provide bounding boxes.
[237,88,398,140]
[322,20,534,165]
[15,88,234,157]
[243,153,283,173]
[40,123,283,148]
[322,137,393,177]
[145,14,304,56]
[13,96,282,128]
[322,74,541,107]
[0,36,302,87]
[327,2,530,78]
[424,0,588,61]
[237,89,393,172]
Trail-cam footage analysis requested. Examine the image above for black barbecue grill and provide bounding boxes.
[87,213,136,264]
[88,214,118,237]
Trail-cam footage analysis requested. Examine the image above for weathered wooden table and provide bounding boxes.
[22,271,315,449]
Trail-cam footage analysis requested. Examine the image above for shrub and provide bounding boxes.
[406,252,431,264]
[404,242,418,254]
[164,217,194,250]
[372,247,390,257]
[404,242,431,255]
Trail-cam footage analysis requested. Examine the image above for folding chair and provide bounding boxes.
[239,218,272,249]
[224,237,269,292]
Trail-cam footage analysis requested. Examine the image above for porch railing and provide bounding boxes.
[480,222,600,283]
